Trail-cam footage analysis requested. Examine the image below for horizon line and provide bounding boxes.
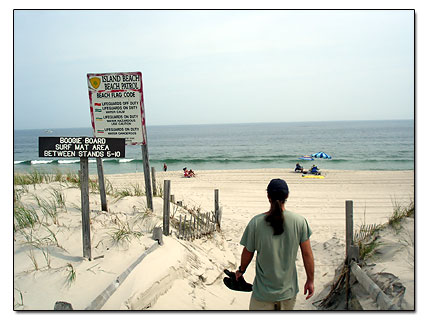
[14,118,414,131]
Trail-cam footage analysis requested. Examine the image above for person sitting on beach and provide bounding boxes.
[310,165,320,175]
[295,163,303,172]
[235,179,314,310]
[183,167,189,177]
[188,169,195,177]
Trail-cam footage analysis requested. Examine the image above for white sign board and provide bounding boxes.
[87,72,147,145]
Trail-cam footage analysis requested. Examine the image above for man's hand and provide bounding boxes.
[235,270,243,281]
[236,247,254,281]
[300,239,314,300]
[304,280,314,300]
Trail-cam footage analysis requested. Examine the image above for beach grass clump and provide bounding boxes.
[132,206,160,233]
[113,184,145,200]
[50,188,66,210]
[64,171,80,187]
[358,236,381,260]
[27,248,39,271]
[354,223,382,244]
[105,178,115,195]
[14,170,46,186]
[109,217,143,243]
[39,247,52,269]
[14,202,39,230]
[20,225,61,250]
[88,178,99,193]
[354,223,382,260]
[53,169,64,182]
[14,169,70,187]
[34,196,59,225]
[14,186,29,202]
[65,263,76,285]
[354,200,415,261]
[17,226,62,271]
[131,183,144,196]
[113,188,132,200]
[388,199,415,230]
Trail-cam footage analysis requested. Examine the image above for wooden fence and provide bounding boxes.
[176,210,221,241]
[161,180,222,240]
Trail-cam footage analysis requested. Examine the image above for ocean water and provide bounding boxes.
[14,120,414,175]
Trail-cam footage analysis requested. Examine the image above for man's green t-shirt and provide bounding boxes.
[240,210,312,302]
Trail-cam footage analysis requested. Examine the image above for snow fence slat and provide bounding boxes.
[85,241,160,310]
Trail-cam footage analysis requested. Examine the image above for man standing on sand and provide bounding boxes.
[235,178,315,310]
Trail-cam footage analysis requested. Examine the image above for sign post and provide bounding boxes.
[96,158,108,211]
[87,71,153,210]
[39,136,125,259]
[79,157,91,260]
[141,143,153,209]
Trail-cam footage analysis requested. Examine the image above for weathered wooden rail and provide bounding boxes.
[345,200,400,310]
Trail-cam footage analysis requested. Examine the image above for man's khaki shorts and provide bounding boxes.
[249,294,297,310]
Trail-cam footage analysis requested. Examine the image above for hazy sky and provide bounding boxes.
[14,9,414,129]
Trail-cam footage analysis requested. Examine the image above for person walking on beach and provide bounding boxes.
[236,178,314,310]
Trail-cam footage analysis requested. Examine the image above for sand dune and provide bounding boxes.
[13,168,414,310]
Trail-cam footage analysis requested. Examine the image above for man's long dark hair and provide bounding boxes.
[265,191,288,235]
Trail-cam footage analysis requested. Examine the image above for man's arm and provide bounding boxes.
[300,239,314,300]
[235,247,254,280]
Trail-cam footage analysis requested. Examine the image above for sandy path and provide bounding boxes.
[106,168,413,310]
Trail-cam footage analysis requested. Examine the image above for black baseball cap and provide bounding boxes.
[267,179,289,197]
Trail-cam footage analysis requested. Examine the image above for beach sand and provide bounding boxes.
[13,168,414,310]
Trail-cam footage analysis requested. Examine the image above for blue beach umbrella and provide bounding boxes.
[311,152,332,159]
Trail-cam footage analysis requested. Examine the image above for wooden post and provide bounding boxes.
[151,167,157,197]
[170,195,175,203]
[163,180,170,236]
[183,215,187,240]
[178,214,182,239]
[141,144,153,210]
[346,200,354,261]
[80,157,92,260]
[193,216,196,239]
[152,227,163,245]
[197,214,200,238]
[345,200,354,310]
[96,158,108,212]
[189,214,193,240]
[214,189,219,224]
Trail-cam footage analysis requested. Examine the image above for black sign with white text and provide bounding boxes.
[39,137,125,158]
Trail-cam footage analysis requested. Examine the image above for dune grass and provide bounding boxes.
[34,195,59,225]
[50,188,66,210]
[65,263,76,285]
[388,199,414,230]
[14,169,68,186]
[14,170,46,186]
[355,199,414,260]
[113,183,145,200]
[109,217,143,243]
[14,202,39,230]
